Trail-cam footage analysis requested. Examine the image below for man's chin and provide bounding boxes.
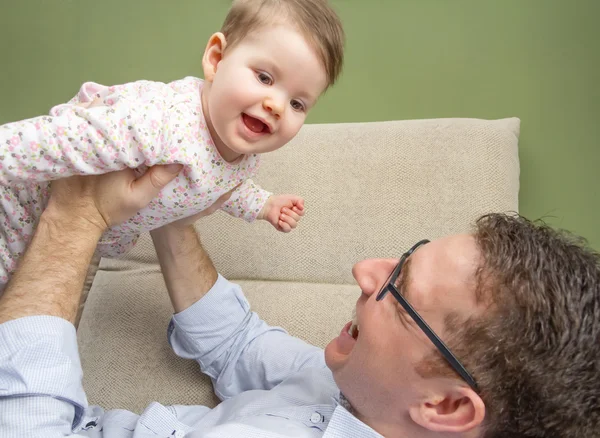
[324,340,339,370]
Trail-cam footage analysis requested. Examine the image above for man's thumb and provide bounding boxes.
[148,164,183,188]
[163,163,183,174]
[133,164,183,201]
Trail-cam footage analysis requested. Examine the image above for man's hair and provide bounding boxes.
[420,213,600,438]
[220,0,345,88]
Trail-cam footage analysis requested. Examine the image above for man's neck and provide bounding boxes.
[339,392,446,438]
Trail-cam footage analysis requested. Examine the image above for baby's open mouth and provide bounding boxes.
[242,113,270,134]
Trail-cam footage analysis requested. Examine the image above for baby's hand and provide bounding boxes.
[258,195,305,233]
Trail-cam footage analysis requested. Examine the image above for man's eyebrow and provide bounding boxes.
[396,256,412,301]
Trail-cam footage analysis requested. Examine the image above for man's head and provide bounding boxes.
[325,213,600,438]
[200,0,344,161]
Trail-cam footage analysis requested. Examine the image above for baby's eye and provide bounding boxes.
[256,72,273,85]
[290,99,305,112]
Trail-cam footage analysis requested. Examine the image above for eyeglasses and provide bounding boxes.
[376,239,479,392]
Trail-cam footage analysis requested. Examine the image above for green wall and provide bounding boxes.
[1,0,598,248]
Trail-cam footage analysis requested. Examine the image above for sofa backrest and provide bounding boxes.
[195,118,520,284]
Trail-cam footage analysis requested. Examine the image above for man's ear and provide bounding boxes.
[408,386,485,433]
[202,32,227,82]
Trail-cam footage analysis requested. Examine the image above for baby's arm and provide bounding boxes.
[0,81,172,184]
[221,179,305,232]
[221,178,272,222]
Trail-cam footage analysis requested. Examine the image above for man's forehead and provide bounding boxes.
[407,235,481,301]
[426,234,479,263]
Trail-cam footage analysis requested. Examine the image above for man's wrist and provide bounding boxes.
[150,223,197,252]
[43,199,108,238]
[151,224,218,313]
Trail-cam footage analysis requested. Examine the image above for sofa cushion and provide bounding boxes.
[78,246,358,412]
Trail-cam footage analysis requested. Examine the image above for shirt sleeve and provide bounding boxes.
[168,275,326,401]
[0,80,175,184]
[0,315,88,437]
[220,178,273,222]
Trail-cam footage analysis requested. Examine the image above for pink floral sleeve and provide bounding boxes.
[0,81,176,184]
[221,178,273,222]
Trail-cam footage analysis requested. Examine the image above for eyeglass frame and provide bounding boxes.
[375,239,479,392]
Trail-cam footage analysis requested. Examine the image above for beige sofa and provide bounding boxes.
[77,117,521,414]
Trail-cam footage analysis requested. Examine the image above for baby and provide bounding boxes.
[0,0,344,290]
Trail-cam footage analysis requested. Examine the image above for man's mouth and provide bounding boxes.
[348,308,360,340]
[242,113,271,134]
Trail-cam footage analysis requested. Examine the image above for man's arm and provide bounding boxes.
[150,224,217,313]
[0,204,102,436]
[151,223,325,401]
[0,162,184,323]
[0,208,102,325]
[0,165,182,437]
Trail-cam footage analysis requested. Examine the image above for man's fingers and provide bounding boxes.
[132,165,182,203]
[214,190,234,207]
[76,97,103,109]
[203,189,234,216]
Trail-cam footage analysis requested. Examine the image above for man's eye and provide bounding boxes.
[290,99,305,112]
[256,72,273,85]
[394,301,411,325]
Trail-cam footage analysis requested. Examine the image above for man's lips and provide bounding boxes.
[242,113,271,134]
[336,321,357,355]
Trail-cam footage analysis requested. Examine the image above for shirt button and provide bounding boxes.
[174,430,185,438]
[310,412,323,423]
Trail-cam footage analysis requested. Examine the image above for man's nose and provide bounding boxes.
[352,258,397,297]
[263,96,284,119]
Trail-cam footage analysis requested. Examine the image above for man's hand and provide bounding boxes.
[258,194,305,233]
[46,164,183,232]
[0,164,183,325]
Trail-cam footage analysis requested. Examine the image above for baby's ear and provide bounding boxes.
[202,32,227,82]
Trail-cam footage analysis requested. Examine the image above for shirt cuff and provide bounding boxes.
[167,274,250,359]
[0,315,88,426]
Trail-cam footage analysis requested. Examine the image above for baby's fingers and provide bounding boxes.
[278,212,298,233]
[291,205,304,217]
[292,199,305,215]
[278,219,292,233]
[281,207,302,223]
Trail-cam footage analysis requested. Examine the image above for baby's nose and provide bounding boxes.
[263,97,284,118]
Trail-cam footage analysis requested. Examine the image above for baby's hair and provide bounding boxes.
[221,0,345,88]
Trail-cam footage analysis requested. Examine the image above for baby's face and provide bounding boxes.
[203,25,328,160]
